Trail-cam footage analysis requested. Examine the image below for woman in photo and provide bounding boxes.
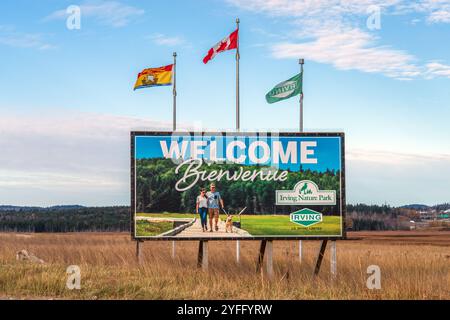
[196,188,208,232]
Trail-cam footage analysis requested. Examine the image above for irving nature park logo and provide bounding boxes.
[275,180,336,205]
[290,208,323,227]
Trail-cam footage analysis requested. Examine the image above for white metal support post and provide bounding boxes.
[330,240,337,279]
[266,240,274,279]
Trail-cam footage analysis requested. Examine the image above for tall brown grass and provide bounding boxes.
[0,232,448,299]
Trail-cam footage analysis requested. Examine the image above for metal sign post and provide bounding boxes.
[298,239,303,264]
[330,240,337,279]
[314,240,328,276]
[197,240,208,271]
[234,207,246,264]
[236,241,240,263]
[256,240,267,272]
[136,240,143,264]
[256,240,273,279]
[266,240,274,279]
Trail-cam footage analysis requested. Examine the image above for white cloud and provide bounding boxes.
[227,0,401,18]
[0,110,179,206]
[272,28,421,79]
[427,8,450,23]
[228,0,450,80]
[146,33,187,46]
[424,61,450,78]
[396,0,450,24]
[45,1,144,28]
[0,25,55,50]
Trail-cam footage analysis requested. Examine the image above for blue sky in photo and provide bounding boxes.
[135,135,341,172]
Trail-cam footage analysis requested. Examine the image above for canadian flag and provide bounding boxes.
[203,29,238,64]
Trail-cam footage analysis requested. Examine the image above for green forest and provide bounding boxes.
[135,158,341,215]
[0,206,129,232]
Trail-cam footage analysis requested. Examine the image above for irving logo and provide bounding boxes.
[290,208,323,227]
[276,180,336,205]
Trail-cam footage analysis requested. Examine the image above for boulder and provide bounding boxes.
[16,250,45,264]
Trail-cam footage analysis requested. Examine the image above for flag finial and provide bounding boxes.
[236,17,240,24]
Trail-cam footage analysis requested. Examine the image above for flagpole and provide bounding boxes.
[236,18,240,131]
[235,18,241,265]
[172,52,177,259]
[299,58,304,132]
[173,52,177,131]
[298,58,304,264]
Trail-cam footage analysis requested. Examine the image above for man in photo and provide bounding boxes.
[206,183,224,232]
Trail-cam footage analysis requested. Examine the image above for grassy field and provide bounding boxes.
[240,215,341,236]
[136,213,342,236]
[136,220,173,237]
[0,231,449,300]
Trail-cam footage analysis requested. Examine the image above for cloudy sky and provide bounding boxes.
[0,0,449,206]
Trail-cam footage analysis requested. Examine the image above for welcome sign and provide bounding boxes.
[131,132,346,240]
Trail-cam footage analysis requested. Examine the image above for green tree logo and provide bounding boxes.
[299,182,312,195]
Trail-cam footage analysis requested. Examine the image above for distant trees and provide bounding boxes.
[346,204,412,231]
[434,203,450,211]
[0,206,129,232]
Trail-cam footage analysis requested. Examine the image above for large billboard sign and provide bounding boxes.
[131,132,346,240]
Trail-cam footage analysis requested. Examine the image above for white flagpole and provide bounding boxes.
[173,52,177,131]
[236,18,240,131]
[299,58,304,263]
[172,52,177,259]
[236,18,241,264]
[299,58,304,132]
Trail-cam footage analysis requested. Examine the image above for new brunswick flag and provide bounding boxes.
[133,64,173,90]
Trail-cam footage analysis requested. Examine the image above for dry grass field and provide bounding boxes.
[0,231,449,300]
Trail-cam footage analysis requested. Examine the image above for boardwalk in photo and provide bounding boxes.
[174,218,251,238]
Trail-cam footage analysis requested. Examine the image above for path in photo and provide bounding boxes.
[174,218,251,238]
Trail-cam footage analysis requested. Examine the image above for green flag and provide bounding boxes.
[265,72,302,104]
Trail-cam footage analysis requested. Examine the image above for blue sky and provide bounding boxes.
[0,0,449,206]
[135,135,341,172]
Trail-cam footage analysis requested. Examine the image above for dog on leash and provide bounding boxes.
[225,215,234,233]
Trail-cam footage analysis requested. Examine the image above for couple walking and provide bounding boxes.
[195,183,224,232]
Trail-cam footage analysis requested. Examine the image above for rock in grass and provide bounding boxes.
[16,250,45,264]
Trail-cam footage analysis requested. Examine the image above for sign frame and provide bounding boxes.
[130,131,346,241]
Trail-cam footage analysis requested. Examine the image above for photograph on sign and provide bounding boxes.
[131,132,345,240]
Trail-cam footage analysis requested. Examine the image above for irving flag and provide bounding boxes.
[133,64,173,90]
[203,29,238,64]
[266,72,303,104]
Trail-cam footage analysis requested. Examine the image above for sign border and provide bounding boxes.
[130,131,346,241]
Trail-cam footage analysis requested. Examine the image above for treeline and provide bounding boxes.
[347,204,398,215]
[0,206,129,232]
[346,204,413,231]
[136,158,341,215]
[347,213,409,231]
[433,203,450,211]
